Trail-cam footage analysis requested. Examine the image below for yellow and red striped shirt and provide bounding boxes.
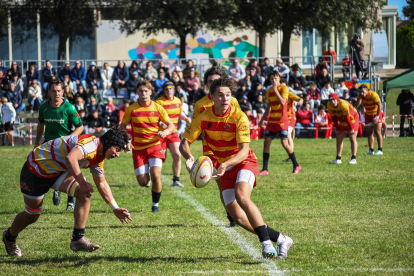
[122,101,170,150]
[327,99,359,127]
[357,90,380,115]
[27,134,105,178]
[287,92,300,122]
[183,106,252,164]
[155,96,182,133]
[266,85,289,125]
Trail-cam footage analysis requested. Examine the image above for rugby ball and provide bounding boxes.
[190,156,213,188]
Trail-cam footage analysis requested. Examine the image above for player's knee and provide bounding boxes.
[172,152,181,161]
[24,206,42,224]
[137,176,150,187]
[235,193,250,209]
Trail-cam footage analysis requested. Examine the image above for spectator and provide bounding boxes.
[59,62,72,81]
[41,60,57,92]
[316,68,331,89]
[86,62,102,89]
[323,45,337,65]
[157,61,171,79]
[102,97,118,128]
[63,85,75,104]
[306,82,320,110]
[243,75,252,91]
[112,60,130,98]
[26,64,41,89]
[174,66,184,80]
[350,34,365,79]
[127,71,143,99]
[184,68,200,93]
[314,104,332,139]
[252,92,267,113]
[11,74,23,95]
[170,70,185,89]
[341,53,352,80]
[101,62,114,90]
[228,58,246,83]
[7,61,22,81]
[320,82,334,107]
[0,70,8,96]
[396,89,414,137]
[175,84,188,104]
[70,60,87,93]
[289,69,307,92]
[78,109,88,133]
[248,67,262,86]
[87,85,104,106]
[27,79,42,110]
[261,57,273,80]
[246,59,261,76]
[342,90,351,102]
[86,96,103,116]
[315,57,328,78]
[192,82,206,104]
[182,60,199,79]
[334,79,349,98]
[295,102,314,138]
[87,109,106,136]
[5,82,25,113]
[74,97,87,117]
[349,80,359,104]
[74,84,88,103]
[235,83,249,102]
[1,97,16,146]
[288,81,303,96]
[249,82,264,103]
[273,58,290,80]
[62,75,74,94]
[0,59,7,76]
[239,95,252,111]
[154,70,169,93]
[129,60,142,78]
[143,61,158,80]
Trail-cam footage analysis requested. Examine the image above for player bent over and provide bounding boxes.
[156,81,191,187]
[120,80,175,213]
[2,128,133,257]
[259,72,301,174]
[355,84,383,155]
[180,77,293,259]
[327,93,359,164]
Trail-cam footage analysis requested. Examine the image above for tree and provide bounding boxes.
[116,0,236,60]
[403,0,414,21]
[396,19,414,68]
[0,7,9,40]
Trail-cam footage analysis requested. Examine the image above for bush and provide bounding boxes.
[396,19,414,68]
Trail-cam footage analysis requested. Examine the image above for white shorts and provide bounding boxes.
[222,170,255,206]
[134,158,163,176]
[288,126,293,135]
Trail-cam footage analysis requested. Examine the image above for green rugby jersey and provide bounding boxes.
[38,99,82,141]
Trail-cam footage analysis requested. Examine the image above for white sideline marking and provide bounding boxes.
[162,175,285,276]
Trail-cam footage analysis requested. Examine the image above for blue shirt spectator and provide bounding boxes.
[70,60,87,92]
[5,82,25,113]
[0,60,7,76]
[154,71,169,93]
[41,60,57,91]
[112,61,130,98]
[26,65,41,88]
[59,63,72,81]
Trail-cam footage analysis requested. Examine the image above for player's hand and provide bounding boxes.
[185,155,195,173]
[157,130,169,139]
[212,163,227,178]
[125,142,134,152]
[114,208,133,225]
[78,181,94,198]
[185,117,192,124]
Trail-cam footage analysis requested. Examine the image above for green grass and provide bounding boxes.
[1,138,414,275]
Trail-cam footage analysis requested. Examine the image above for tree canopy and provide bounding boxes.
[403,0,414,21]
[396,19,414,68]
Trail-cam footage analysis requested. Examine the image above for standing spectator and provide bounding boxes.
[246,59,261,76]
[349,80,359,104]
[316,68,331,89]
[252,92,267,113]
[228,58,246,84]
[350,34,365,79]
[101,62,114,90]
[41,60,57,92]
[11,74,24,96]
[143,61,158,80]
[86,62,102,89]
[315,57,328,78]
[307,82,320,110]
[7,61,22,81]
[27,79,42,111]
[129,60,142,78]
[320,82,334,107]
[295,102,314,138]
[26,64,41,89]
[396,89,414,137]
[87,85,104,106]
[289,69,307,92]
[184,69,200,93]
[341,53,352,80]
[62,75,74,94]
[58,62,72,81]
[334,79,349,98]
[1,97,16,146]
[0,70,9,96]
[5,82,25,113]
[314,104,331,139]
[273,58,290,80]
[112,60,130,98]
[74,84,87,103]
[157,61,171,79]
[70,60,87,93]
[182,60,199,79]
[127,71,143,99]
[154,70,169,94]
[0,59,7,75]
[261,57,273,80]
[86,97,103,116]
[87,109,106,136]
[323,45,337,65]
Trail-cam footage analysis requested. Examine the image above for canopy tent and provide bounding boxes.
[383,68,414,94]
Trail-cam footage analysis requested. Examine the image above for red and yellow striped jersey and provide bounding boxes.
[287,92,300,122]
[183,106,252,164]
[155,96,182,133]
[27,134,104,178]
[266,85,289,124]
[122,101,170,150]
[327,99,359,127]
[357,90,380,115]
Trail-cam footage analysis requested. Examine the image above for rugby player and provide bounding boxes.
[120,80,174,213]
[327,93,359,164]
[355,85,383,155]
[259,72,301,174]
[2,128,132,257]
[156,81,191,187]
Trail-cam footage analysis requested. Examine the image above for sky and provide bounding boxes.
[389,0,408,20]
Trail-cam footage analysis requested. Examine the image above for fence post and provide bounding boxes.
[392,114,394,138]
[29,123,33,146]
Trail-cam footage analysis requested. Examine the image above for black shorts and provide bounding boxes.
[4,122,13,131]
[20,162,63,197]
[265,130,288,140]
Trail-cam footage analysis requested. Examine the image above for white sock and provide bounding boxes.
[152,202,159,207]
[261,240,272,247]
[277,234,285,244]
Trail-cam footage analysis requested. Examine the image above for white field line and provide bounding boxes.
[161,175,285,276]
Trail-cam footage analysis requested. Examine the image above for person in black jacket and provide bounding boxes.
[41,60,57,92]
[397,89,414,136]
[289,69,307,92]
[252,92,267,113]
[129,60,143,78]
[112,60,129,98]
[86,62,102,89]
[0,70,9,96]
[315,68,331,89]
[7,61,22,81]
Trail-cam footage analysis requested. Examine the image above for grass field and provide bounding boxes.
[0,138,414,275]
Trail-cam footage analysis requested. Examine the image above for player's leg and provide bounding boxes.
[149,158,163,212]
[169,142,183,187]
[366,125,375,154]
[382,121,387,138]
[283,127,294,162]
[374,122,383,155]
[280,131,301,173]
[331,131,345,164]
[349,131,358,164]
[260,135,273,175]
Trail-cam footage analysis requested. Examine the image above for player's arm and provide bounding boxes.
[65,147,94,198]
[180,115,203,171]
[179,139,195,172]
[70,125,84,136]
[157,119,174,138]
[179,112,191,123]
[355,94,362,108]
[92,174,132,225]
[213,143,249,178]
[375,100,382,117]
[35,122,45,146]
[259,105,271,127]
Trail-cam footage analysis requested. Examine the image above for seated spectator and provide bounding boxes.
[74,84,88,103]
[315,57,328,78]
[62,75,74,94]
[0,70,9,96]
[239,95,252,111]
[182,60,199,79]
[143,61,158,80]
[174,66,184,80]
[335,79,349,98]
[10,74,23,96]
[184,69,200,93]
[314,104,332,139]
[74,97,87,117]
[349,80,359,104]
[42,60,57,92]
[289,69,307,92]
[243,75,252,91]
[27,79,42,110]
[306,82,320,110]
[78,109,89,133]
[170,70,185,90]
[59,62,72,81]
[1,97,16,146]
[261,57,273,80]
[316,68,331,89]
[112,60,129,98]
[7,61,22,81]
[228,58,246,84]
[295,102,314,138]
[246,59,261,76]
[0,60,7,76]
[342,90,351,102]
[341,53,352,80]
[26,64,41,89]
[5,82,25,113]
[127,71,143,100]
[86,62,102,89]
[102,97,119,128]
[192,81,206,105]
[175,84,188,104]
[320,82,334,107]
[87,85,104,106]
[235,83,248,102]
[129,60,142,78]
[70,60,87,93]
[323,45,337,65]
[358,105,366,137]
[63,86,75,104]
[86,97,103,116]
[154,70,169,93]
[249,82,265,103]
[273,58,290,80]
[101,62,114,90]
[87,109,106,136]
[252,92,267,113]
[157,61,171,79]
[288,81,303,96]
[248,67,262,86]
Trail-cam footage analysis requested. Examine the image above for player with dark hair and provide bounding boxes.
[2,128,133,257]
[180,76,293,259]
[120,80,175,213]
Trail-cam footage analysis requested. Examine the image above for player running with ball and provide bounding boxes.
[180,76,293,259]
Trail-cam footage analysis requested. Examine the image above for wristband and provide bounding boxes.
[108,200,119,211]
[164,129,170,135]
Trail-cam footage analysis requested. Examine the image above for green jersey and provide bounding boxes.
[38,99,82,141]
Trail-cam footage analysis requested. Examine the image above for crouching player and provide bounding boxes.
[2,128,133,257]
[179,77,293,259]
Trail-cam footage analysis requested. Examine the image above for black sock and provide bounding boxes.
[173,176,180,182]
[263,152,270,171]
[351,155,356,160]
[72,228,85,241]
[6,228,17,242]
[68,195,74,203]
[370,148,374,152]
[378,147,382,151]
[289,152,299,167]
[254,225,270,242]
[266,226,280,243]
[336,156,341,160]
[152,191,161,204]
[226,212,234,223]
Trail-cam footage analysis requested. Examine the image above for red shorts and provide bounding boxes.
[132,144,165,173]
[160,131,181,150]
[365,113,384,125]
[220,155,258,191]
[289,118,296,128]
[206,155,219,170]
[339,116,359,133]
[266,121,289,133]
